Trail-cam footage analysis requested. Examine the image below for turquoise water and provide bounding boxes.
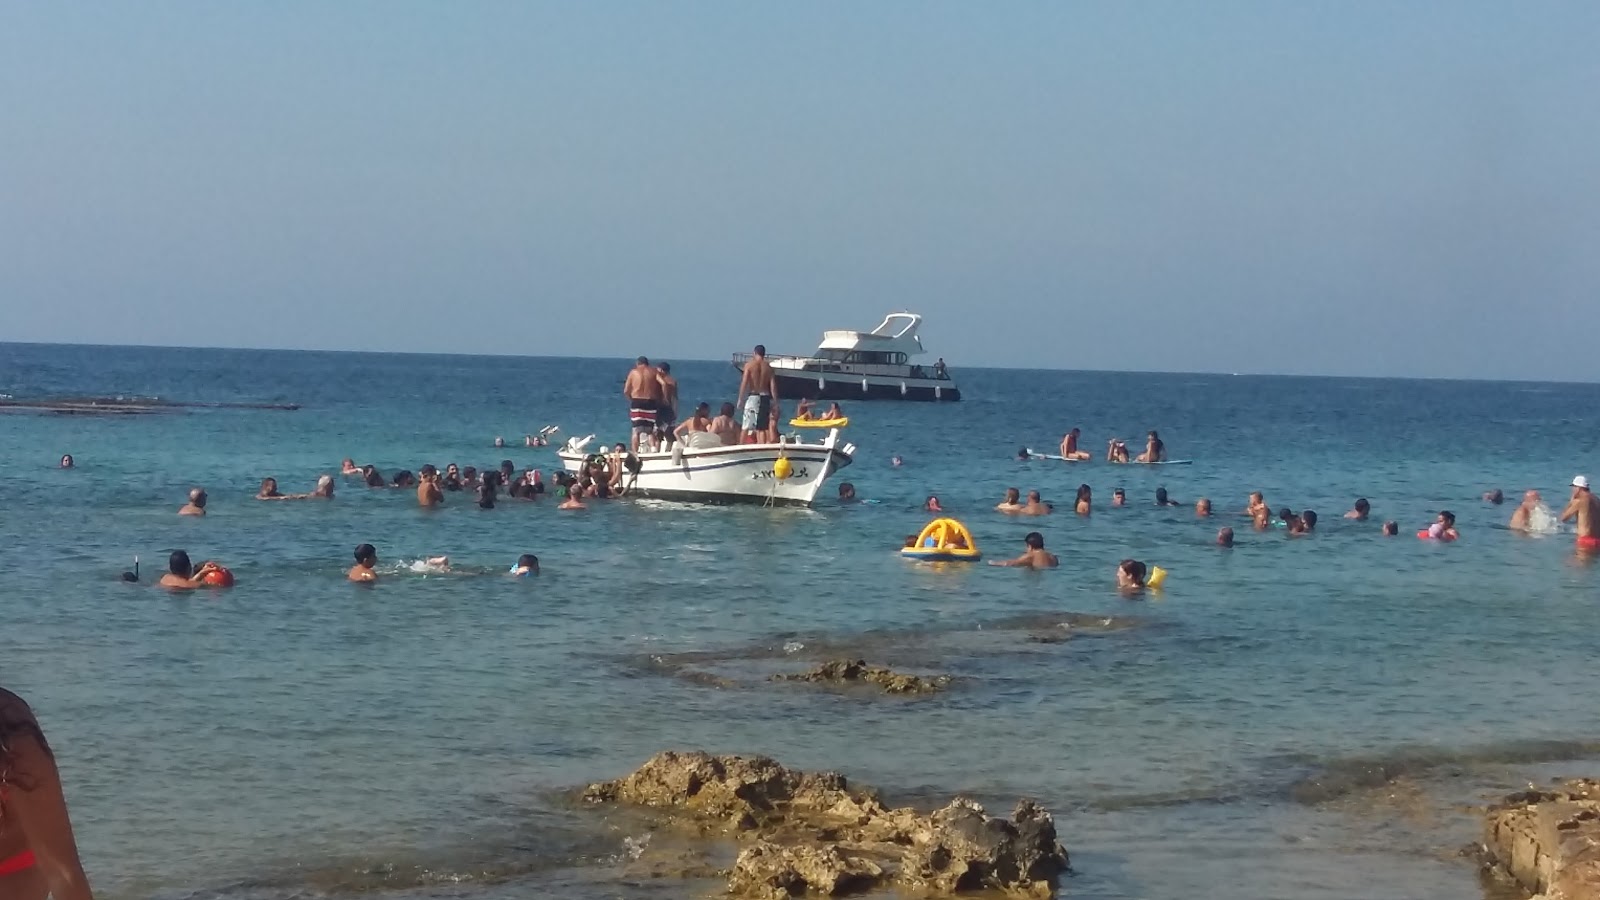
[4,343,1599,899]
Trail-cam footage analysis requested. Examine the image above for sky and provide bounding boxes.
[2,3,1598,380]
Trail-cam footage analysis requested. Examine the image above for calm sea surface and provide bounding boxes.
[3,343,1598,900]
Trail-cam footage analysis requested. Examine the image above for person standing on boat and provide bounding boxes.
[623,356,664,454]
[736,344,779,445]
[654,362,680,449]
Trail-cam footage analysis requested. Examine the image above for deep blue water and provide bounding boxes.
[3,342,1598,900]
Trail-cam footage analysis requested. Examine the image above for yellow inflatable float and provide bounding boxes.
[900,517,981,562]
[790,416,850,428]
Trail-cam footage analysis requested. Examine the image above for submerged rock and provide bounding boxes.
[1482,778,1600,900]
[584,751,1069,897]
[773,659,952,695]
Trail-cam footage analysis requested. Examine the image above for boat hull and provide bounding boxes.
[773,371,960,402]
[558,434,855,506]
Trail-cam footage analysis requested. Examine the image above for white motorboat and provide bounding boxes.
[731,312,961,402]
[557,430,856,506]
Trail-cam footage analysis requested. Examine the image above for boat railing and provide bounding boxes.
[732,353,953,381]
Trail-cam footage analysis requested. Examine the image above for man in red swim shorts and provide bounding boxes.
[1560,475,1600,551]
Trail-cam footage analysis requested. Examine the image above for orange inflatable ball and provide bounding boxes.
[200,565,235,587]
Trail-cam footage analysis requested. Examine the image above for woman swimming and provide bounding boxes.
[1075,484,1091,515]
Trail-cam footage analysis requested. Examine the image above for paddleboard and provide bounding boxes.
[1143,459,1193,466]
[1022,449,1085,462]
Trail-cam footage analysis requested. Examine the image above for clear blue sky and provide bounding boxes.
[3,3,1597,380]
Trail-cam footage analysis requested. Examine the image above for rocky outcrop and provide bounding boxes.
[1483,779,1600,899]
[584,751,1070,897]
[773,659,952,695]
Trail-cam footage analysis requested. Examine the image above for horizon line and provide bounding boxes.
[2,338,1596,388]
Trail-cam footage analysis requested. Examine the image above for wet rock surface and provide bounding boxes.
[772,659,952,695]
[584,750,1070,897]
[1482,778,1600,899]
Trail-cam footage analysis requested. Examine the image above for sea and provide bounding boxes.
[3,342,1598,900]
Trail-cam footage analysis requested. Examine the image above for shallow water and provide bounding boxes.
[3,343,1599,899]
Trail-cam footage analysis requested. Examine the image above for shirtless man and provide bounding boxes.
[417,466,444,507]
[655,363,680,448]
[623,356,665,454]
[1058,428,1091,461]
[159,550,221,589]
[988,532,1059,568]
[348,544,379,582]
[996,487,1024,513]
[736,344,779,445]
[178,488,207,516]
[1018,490,1053,516]
[710,402,740,445]
[1560,476,1599,551]
[1509,490,1541,531]
[559,485,587,510]
[1135,430,1166,463]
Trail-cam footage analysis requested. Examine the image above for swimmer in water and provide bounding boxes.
[1216,527,1234,547]
[1246,492,1266,518]
[311,475,335,499]
[1483,488,1504,505]
[1195,498,1212,517]
[1106,438,1130,464]
[1116,559,1148,590]
[1345,498,1370,521]
[59,454,74,469]
[924,495,944,513]
[510,554,539,576]
[1016,447,1031,461]
[1112,488,1126,507]
[495,436,506,448]
[1382,521,1399,536]
[559,485,587,510]
[1560,476,1599,551]
[1058,428,1091,461]
[903,534,918,549]
[1251,505,1271,530]
[996,487,1024,513]
[1426,511,1459,541]
[838,482,857,503]
[363,466,385,489]
[158,550,222,590]
[341,458,361,476]
[178,488,207,516]
[391,470,416,488]
[349,544,379,582]
[256,478,284,500]
[1155,487,1179,507]
[417,465,444,507]
[476,473,497,509]
[1509,489,1541,531]
[1018,490,1053,516]
[891,456,904,468]
[989,532,1059,568]
[1075,484,1091,516]
[1135,430,1166,464]
[1301,509,1318,532]
[442,463,462,492]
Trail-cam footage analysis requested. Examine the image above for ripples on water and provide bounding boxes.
[3,345,1599,900]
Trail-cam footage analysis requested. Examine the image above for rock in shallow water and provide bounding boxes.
[584,750,1069,897]
[1482,778,1600,900]
[773,659,952,695]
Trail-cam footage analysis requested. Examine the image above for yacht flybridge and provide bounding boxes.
[731,312,961,402]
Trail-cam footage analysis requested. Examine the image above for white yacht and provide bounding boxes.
[731,312,961,402]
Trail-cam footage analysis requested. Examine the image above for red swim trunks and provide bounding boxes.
[1578,535,1600,551]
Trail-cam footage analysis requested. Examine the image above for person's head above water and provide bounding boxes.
[1574,475,1591,495]
[314,474,335,497]
[1196,498,1212,516]
[169,549,193,577]
[1438,510,1456,527]
[494,436,505,448]
[353,543,377,567]
[1117,558,1148,588]
[1216,527,1234,547]
[188,488,207,508]
[1004,487,1021,504]
[924,495,942,511]
[1155,487,1171,505]
[1484,488,1504,504]
[1112,488,1126,506]
[1354,498,1370,515]
[1026,490,1042,503]
[838,482,856,500]
[1076,484,1091,503]
[1301,509,1318,530]
[512,554,539,575]
[259,477,278,495]
[60,454,74,468]
[1382,521,1399,536]
[1024,532,1045,550]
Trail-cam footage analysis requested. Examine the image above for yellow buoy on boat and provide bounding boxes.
[773,456,793,480]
